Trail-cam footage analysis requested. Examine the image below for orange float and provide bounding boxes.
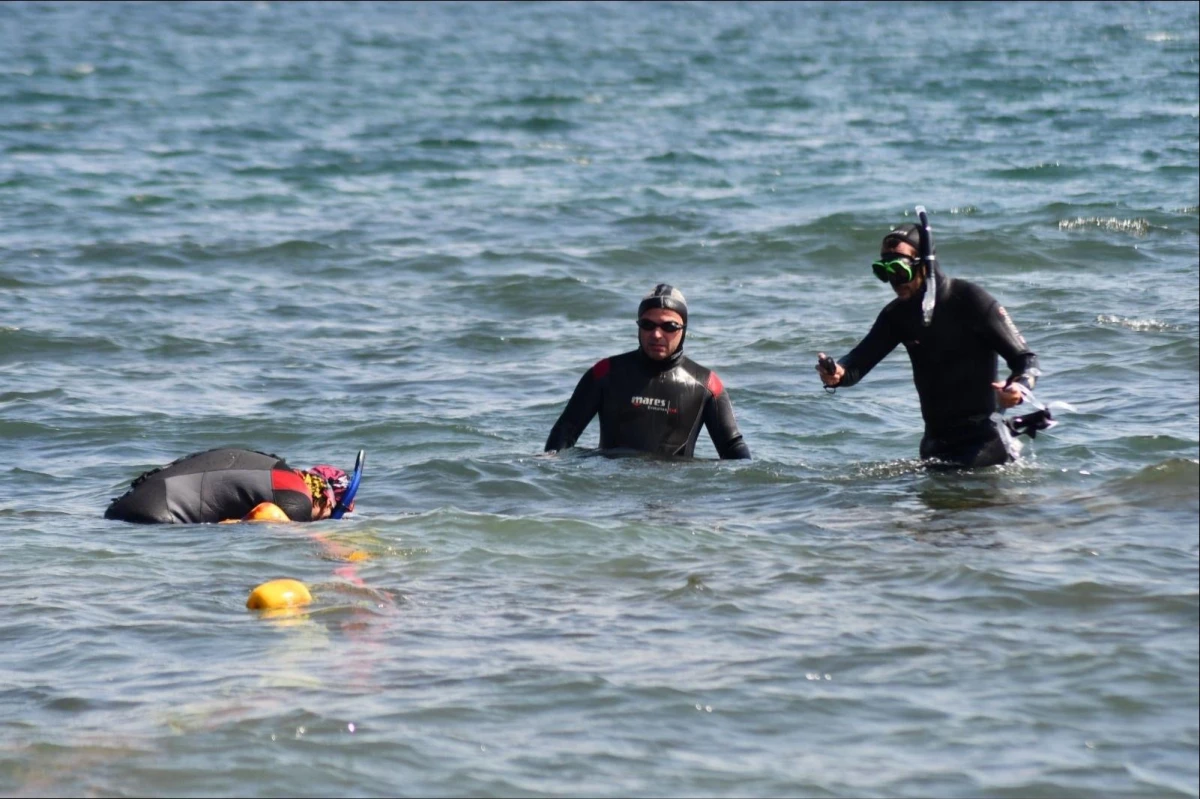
[241,502,291,522]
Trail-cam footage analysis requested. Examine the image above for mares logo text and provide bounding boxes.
[631,396,675,414]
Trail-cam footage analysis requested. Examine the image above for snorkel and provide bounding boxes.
[330,450,365,520]
[915,205,937,327]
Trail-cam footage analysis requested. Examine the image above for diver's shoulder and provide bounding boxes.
[589,349,638,378]
[677,357,727,396]
[947,275,997,306]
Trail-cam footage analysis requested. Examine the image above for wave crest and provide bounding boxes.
[1057,217,1151,236]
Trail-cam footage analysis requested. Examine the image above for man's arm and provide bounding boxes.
[832,308,902,388]
[980,300,1039,389]
[544,362,604,452]
[702,372,750,459]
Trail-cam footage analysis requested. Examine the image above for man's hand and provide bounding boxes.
[816,352,844,387]
[992,381,1023,409]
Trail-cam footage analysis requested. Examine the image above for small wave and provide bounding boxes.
[512,93,583,107]
[613,212,706,231]
[6,143,62,156]
[0,388,66,404]
[1105,459,1200,507]
[69,242,192,268]
[145,335,220,358]
[1144,32,1179,42]
[124,194,173,207]
[1058,217,1151,236]
[416,137,484,149]
[989,162,1084,179]
[741,90,815,111]
[424,176,474,189]
[0,328,120,358]
[1095,315,1180,332]
[0,120,65,133]
[199,125,291,142]
[246,240,333,258]
[644,151,718,165]
[1125,458,1199,482]
[488,116,574,133]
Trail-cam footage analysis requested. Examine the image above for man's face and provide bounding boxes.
[884,241,924,301]
[637,308,685,361]
[311,493,333,520]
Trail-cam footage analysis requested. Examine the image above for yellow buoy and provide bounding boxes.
[241,502,291,522]
[246,578,312,610]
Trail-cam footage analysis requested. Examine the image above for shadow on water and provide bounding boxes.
[916,472,1030,512]
[855,460,1048,549]
[563,446,693,463]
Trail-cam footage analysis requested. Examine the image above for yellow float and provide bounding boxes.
[246,578,312,610]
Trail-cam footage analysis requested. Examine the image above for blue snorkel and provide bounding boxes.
[915,206,937,327]
[330,449,365,520]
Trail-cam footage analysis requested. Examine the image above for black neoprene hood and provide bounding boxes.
[637,283,688,324]
[882,223,936,256]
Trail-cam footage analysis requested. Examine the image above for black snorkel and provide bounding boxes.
[915,205,937,327]
[330,449,365,520]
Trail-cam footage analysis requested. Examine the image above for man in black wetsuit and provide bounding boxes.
[816,220,1040,468]
[545,284,750,459]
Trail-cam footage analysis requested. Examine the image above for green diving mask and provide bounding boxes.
[871,253,919,285]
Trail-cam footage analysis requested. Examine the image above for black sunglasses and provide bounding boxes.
[637,319,685,333]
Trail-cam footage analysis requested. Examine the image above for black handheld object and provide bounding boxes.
[1002,382,1059,439]
[1005,409,1055,439]
[818,355,837,394]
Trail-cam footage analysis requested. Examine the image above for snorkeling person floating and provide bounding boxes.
[545,284,750,459]
[815,208,1048,468]
[104,448,364,523]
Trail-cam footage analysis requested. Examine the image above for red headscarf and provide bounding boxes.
[304,465,350,511]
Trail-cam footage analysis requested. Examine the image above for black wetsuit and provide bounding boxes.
[545,348,750,459]
[104,448,314,524]
[837,268,1039,468]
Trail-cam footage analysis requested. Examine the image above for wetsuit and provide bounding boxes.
[545,348,750,459]
[837,268,1039,468]
[104,448,314,524]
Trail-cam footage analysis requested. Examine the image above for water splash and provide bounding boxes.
[1095,314,1180,332]
[1057,217,1152,236]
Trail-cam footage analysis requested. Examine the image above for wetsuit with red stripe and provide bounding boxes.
[545,349,751,459]
[104,448,314,523]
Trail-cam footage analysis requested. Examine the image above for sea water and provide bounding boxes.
[1,2,1197,796]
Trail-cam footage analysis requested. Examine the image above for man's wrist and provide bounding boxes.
[1011,374,1036,391]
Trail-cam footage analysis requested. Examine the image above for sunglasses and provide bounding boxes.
[637,318,685,333]
[871,254,919,285]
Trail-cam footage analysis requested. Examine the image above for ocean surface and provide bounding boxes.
[1,2,1197,796]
